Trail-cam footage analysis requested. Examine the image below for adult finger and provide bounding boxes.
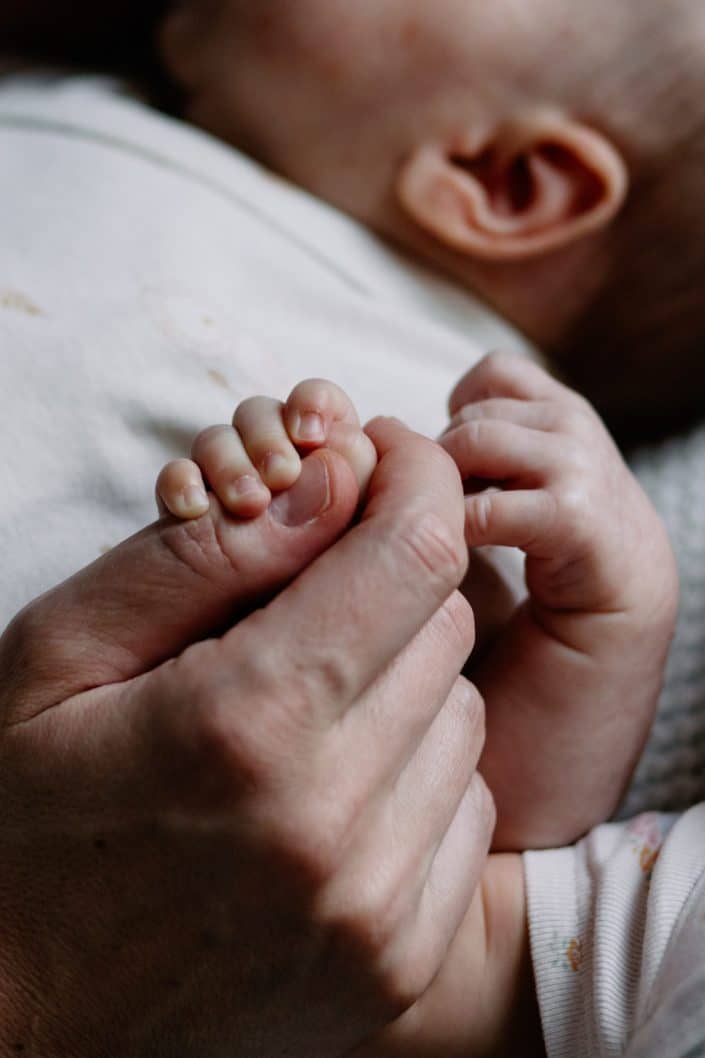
[326,591,476,802]
[321,676,485,924]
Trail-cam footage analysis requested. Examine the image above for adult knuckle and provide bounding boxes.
[277,793,354,883]
[376,953,435,1015]
[291,647,356,708]
[0,600,75,711]
[397,511,467,594]
[357,965,420,1020]
[153,653,269,807]
[316,884,427,1017]
[1,604,45,676]
[329,877,401,962]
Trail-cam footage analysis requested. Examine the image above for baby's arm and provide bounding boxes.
[440,352,679,850]
[156,378,377,521]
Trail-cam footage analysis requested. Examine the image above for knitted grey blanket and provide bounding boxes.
[619,421,705,818]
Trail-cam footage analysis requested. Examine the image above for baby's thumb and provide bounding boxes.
[0,451,358,724]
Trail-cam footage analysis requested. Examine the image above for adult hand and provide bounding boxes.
[0,421,494,1057]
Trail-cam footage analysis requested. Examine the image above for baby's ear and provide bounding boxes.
[396,111,628,261]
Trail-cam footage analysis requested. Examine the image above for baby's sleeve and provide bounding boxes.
[524,804,705,1058]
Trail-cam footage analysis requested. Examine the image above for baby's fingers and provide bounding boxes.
[283,378,360,447]
[234,396,302,492]
[465,490,558,553]
[191,424,273,517]
[440,420,559,484]
[448,351,561,416]
[156,459,210,520]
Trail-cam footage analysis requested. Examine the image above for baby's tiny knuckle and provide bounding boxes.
[468,492,494,541]
[463,419,486,453]
[562,437,592,477]
[556,483,591,528]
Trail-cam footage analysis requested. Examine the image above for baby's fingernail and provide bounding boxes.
[262,451,299,486]
[223,475,269,508]
[293,412,325,443]
[176,486,209,516]
[271,456,331,527]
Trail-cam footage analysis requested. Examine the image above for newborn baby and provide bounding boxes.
[159,0,705,445]
[152,0,692,848]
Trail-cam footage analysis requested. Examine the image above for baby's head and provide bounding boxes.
[160,0,705,441]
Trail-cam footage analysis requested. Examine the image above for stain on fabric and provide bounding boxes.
[207,369,234,393]
[0,289,44,317]
[639,846,659,875]
[566,937,583,973]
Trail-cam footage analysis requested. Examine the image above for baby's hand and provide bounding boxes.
[441,352,678,850]
[156,379,377,521]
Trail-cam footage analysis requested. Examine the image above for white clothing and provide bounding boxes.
[523,416,705,1058]
[525,807,705,1058]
